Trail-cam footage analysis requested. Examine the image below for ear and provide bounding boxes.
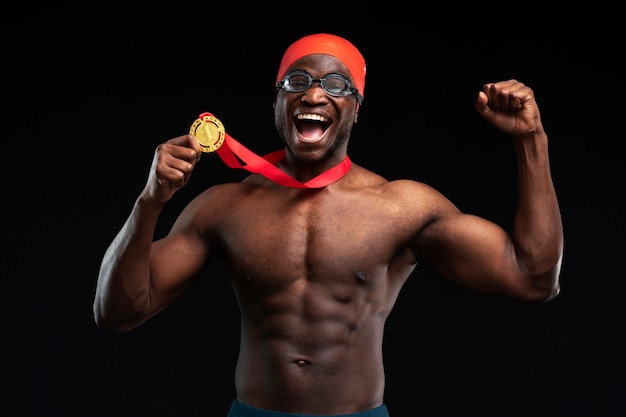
[353,103,360,123]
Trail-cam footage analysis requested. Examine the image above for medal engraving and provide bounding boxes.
[190,113,225,153]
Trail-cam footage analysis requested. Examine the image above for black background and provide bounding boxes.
[4,4,625,417]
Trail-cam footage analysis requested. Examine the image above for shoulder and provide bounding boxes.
[173,181,252,225]
[188,180,254,208]
[341,164,460,229]
[347,163,453,205]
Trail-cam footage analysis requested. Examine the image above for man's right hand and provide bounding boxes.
[143,134,203,204]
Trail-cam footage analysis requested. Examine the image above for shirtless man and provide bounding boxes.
[93,33,563,417]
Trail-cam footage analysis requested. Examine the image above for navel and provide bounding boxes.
[355,272,367,283]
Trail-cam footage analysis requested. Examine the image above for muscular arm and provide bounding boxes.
[93,135,208,332]
[417,80,563,302]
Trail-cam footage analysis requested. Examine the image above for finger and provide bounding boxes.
[160,155,195,187]
[494,80,531,111]
[511,84,534,111]
[167,134,202,162]
[483,79,518,110]
[474,90,492,118]
[153,144,197,188]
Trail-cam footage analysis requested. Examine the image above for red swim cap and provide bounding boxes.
[276,33,366,99]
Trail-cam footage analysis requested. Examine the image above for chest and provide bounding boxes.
[215,189,410,279]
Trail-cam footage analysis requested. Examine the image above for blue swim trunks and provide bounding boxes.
[227,399,390,417]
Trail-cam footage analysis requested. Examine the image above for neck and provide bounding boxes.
[279,150,349,183]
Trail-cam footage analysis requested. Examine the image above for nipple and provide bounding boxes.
[295,359,309,367]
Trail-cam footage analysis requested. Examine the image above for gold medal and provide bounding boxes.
[190,112,225,153]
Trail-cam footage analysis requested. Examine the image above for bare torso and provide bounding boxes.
[187,164,437,413]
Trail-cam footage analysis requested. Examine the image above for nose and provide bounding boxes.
[301,81,329,103]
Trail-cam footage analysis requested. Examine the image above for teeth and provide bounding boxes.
[297,114,328,122]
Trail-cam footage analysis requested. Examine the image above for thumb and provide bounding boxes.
[474,90,494,122]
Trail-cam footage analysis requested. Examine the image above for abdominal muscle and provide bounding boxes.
[232,275,389,414]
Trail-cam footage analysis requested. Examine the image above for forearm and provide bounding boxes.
[93,195,165,331]
[512,128,564,279]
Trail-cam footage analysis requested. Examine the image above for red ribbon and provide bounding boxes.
[211,119,351,189]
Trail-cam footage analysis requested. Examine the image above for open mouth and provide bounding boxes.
[295,113,330,140]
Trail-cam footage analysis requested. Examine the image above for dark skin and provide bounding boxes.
[94,54,563,414]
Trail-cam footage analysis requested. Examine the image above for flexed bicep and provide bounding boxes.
[417,212,532,299]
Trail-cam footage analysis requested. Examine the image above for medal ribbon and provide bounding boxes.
[195,112,351,188]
